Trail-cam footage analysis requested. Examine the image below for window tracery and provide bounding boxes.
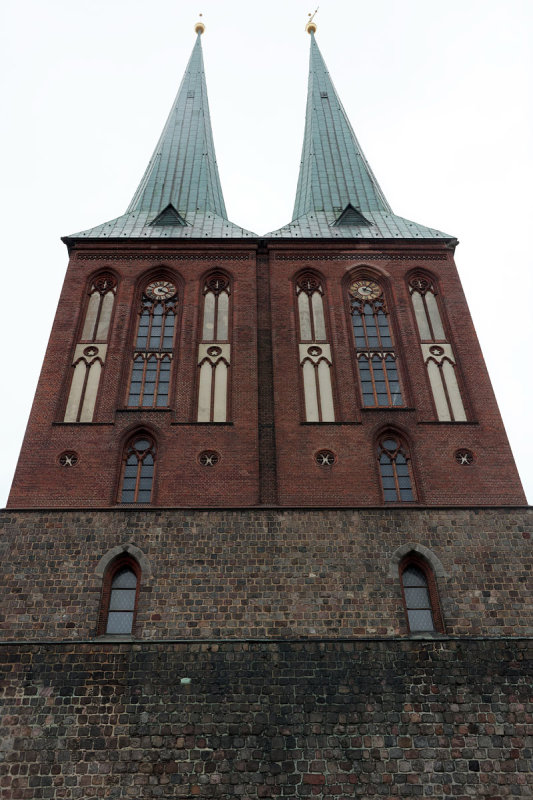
[197,273,231,422]
[409,273,466,421]
[378,434,414,502]
[127,279,177,408]
[120,435,156,504]
[64,273,117,422]
[296,272,335,422]
[349,278,403,407]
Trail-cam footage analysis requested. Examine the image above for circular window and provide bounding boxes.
[455,447,474,467]
[199,450,220,467]
[59,451,79,467]
[409,276,431,292]
[455,449,474,466]
[297,273,321,294]
[315,449,336,467]
[206,274,229,294]
[94,274,117,293]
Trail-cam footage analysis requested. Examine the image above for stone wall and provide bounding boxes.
[1,508,531,640]
[1,639,531,798]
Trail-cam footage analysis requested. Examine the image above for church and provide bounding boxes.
[1,20,531,798]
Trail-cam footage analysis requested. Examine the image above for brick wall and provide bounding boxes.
[7,239,526,509]
[1,639,531,798]
[1,508,531,640]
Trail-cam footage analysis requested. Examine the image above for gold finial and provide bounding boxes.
[195,13,205,35]
[305,7,319,34]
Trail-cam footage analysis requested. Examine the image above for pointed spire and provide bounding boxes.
[65,29,258,241]
[292,31,392,221]
[127,30,227,218]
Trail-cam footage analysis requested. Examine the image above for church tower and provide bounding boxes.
[1,23,531,799]
[6,26,525,511]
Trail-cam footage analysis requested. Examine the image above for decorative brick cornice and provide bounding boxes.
[75,253,253,262]
[274,253,448,261]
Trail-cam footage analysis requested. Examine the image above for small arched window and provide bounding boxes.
[399,557,444,633]
[98,557,140,635]
[120,435,156,503]
[378,434,415,502]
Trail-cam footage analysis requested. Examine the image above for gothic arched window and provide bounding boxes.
[127,279,178,408]
[399,556,444,633]
[296,272,335,422]
[197,273,231,422]
[408,274,466,421]
[98,556,140,635]
[64,273,117,422]
[378,434,415,502]
[349,278,403,407]
[120,435,156,504]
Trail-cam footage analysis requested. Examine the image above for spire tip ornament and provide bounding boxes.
[306,8,319,34]
[195,14,205,35]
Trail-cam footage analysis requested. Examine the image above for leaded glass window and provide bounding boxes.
[378,436,414,502]
[106,567,138,634]
[349,280,403,407]
[120,436,156,504]
[127,281,177,408]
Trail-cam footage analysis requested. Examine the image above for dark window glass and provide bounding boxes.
[106,567,137,634]
[350,284,404,408]
[402,565,435,632]
[378,437,414,502]
[128,287,177,407]
[120,437,156,503]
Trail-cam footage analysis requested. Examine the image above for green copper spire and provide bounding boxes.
[65,30,256,242]
[265,30,453,241]
[293,32,391,219]
[127,32,226,218]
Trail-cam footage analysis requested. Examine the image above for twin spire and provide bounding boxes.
[66,26,452,243]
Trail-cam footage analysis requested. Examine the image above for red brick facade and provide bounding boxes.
[7,238,525,509]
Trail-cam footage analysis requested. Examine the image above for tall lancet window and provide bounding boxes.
[349,278,403,407]
[197,273,231,422]
[409,275,466,422]
[64,273,117,422]
[120,434,156,504]
[296,273,335,422]
[127,279,178,408]
[378,434,415,503]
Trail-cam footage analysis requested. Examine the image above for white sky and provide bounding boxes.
[0,0,531,505]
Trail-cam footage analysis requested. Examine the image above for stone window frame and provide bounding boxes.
[389,543,446,635]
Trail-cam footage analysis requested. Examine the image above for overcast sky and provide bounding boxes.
[0,0,531,505]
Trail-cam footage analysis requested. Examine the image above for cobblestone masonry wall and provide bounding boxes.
[0,639,532,799]
[1,508,531,640]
